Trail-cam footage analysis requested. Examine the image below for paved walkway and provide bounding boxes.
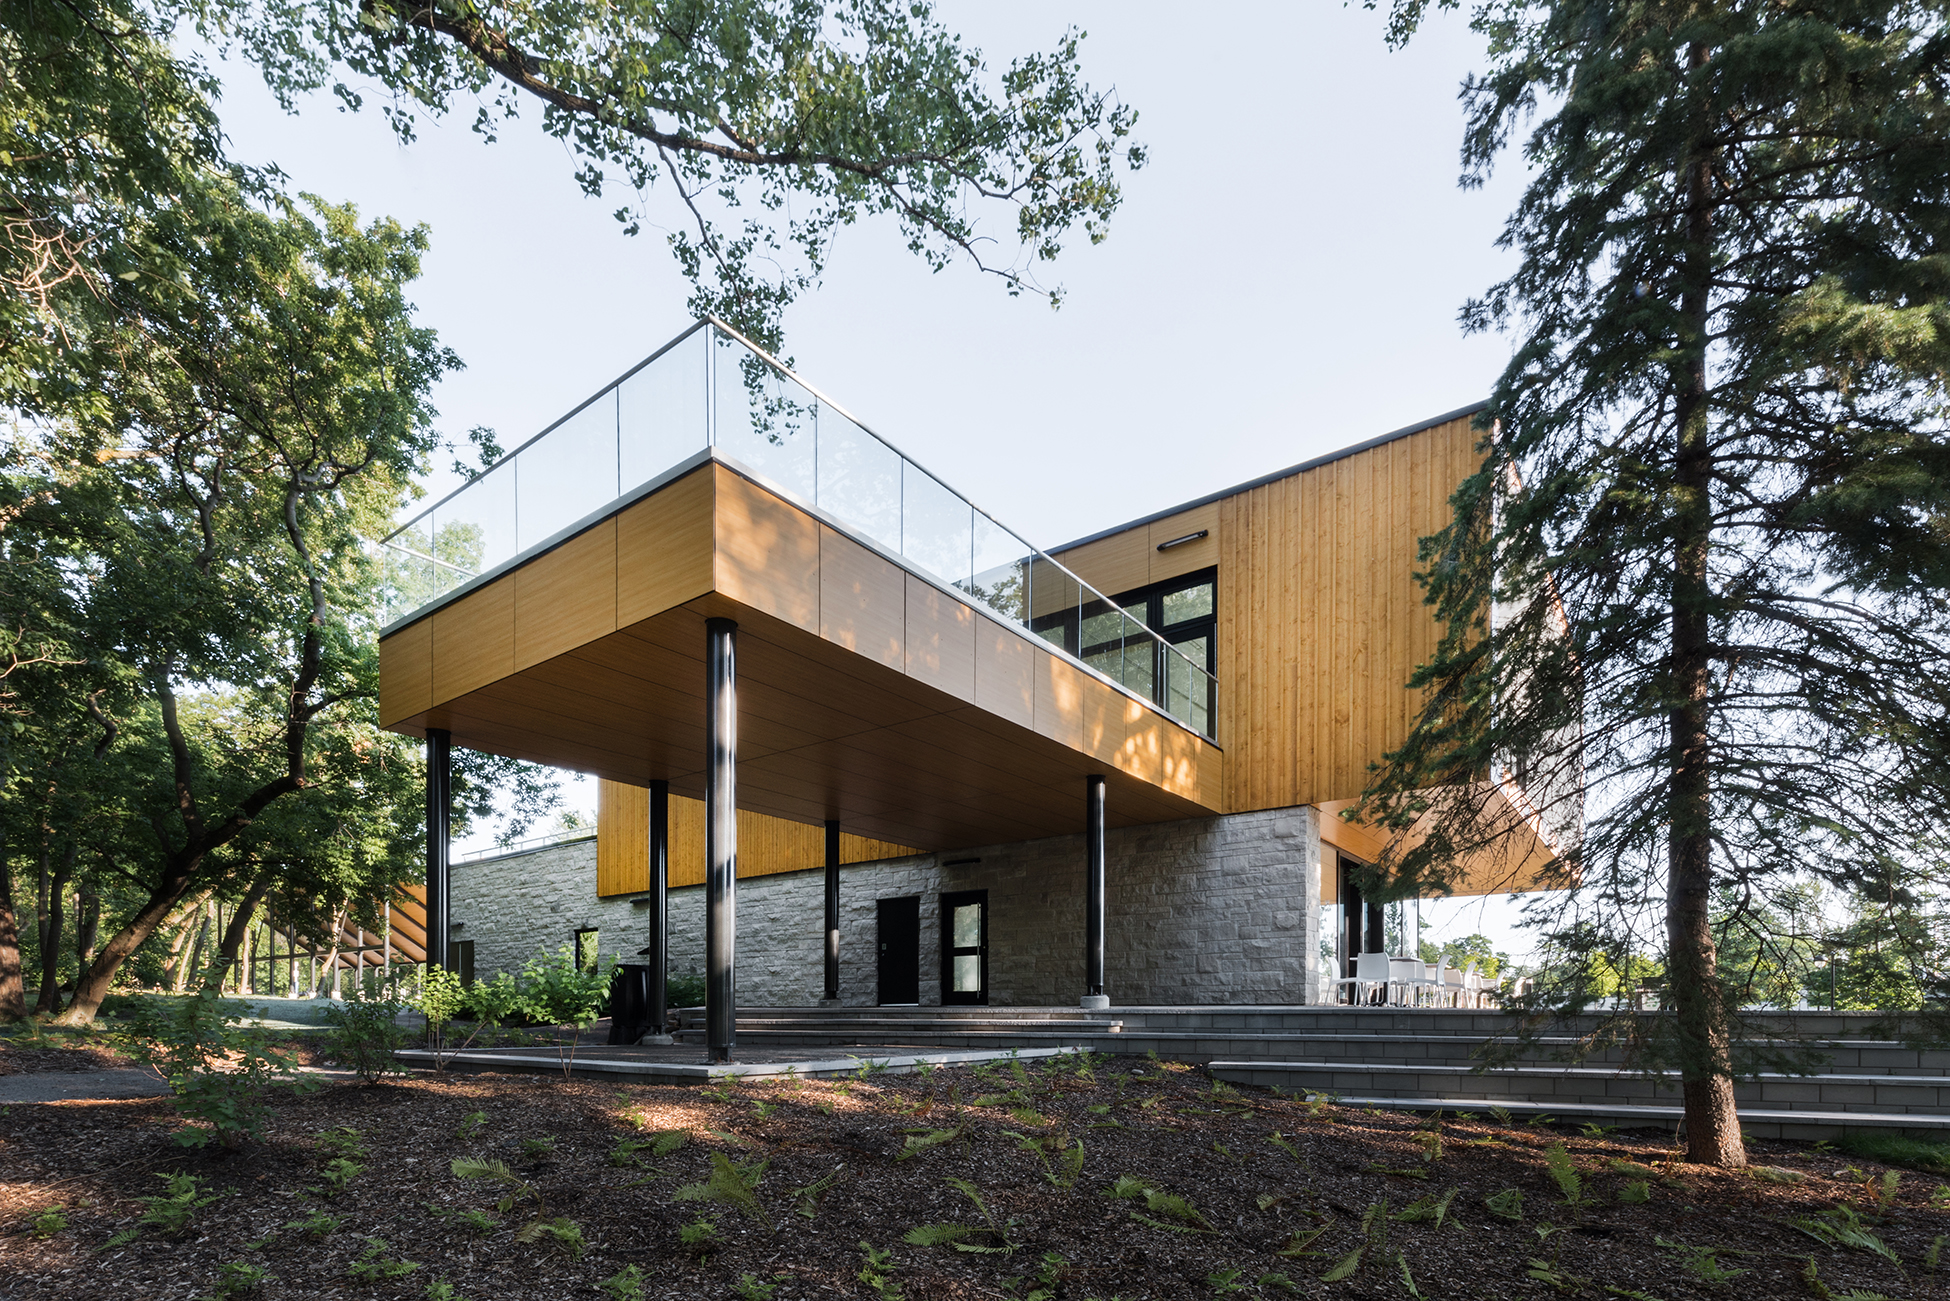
[0,1069,171,1105]
[396,1042,1080,1082]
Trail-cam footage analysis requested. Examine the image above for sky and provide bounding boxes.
[209,4,1544,954]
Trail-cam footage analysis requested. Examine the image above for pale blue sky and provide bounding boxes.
[213,2,1522,548]
[210,4,1541,951]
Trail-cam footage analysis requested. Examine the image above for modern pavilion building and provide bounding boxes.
[376,320,1567,1060]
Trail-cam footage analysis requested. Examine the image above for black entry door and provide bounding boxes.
[876,896,921,1005]
[939,890,988,1006]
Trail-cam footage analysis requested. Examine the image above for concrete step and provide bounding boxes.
[1204,1060,1950,1116]
[1209,1090,1950,1142]
[676,1020,1950,1077]
[709,1003,1914,1042]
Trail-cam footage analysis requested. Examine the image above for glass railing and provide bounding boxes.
[378,319,1217,739]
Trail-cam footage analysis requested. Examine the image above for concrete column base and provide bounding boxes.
[1079,994,1111,1010]
[638,1033,675,1045]
[817,998,842,1008]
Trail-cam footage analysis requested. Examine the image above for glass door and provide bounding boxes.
[939,890,989,1005]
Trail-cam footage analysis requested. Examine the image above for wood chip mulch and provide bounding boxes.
[2,1053,1946,1299]
[0,1038,133,1075]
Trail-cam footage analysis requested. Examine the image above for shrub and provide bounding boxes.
[520,946,611,1076]
[120,987,315,1148]
[321,987,409,1084]
[666,974,707,1008]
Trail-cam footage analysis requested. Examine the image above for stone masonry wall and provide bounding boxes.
[449,805,1324,1006]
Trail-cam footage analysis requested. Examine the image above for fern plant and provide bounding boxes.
[902,1177,1018,1254]
[672,1151,772,1227]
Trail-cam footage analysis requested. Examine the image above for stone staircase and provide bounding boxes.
[675,1004,1950,1139]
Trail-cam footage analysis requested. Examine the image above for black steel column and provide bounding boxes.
[648,779,670,1038]
[425,728,452,972]
[822,820,841,1003]
[704,618,738,1063]
[1084,774,1106,1006]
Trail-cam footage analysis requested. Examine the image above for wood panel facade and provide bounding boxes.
[595,777,918,896]
[1052,411,1481,816]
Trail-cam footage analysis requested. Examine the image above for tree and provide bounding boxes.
[1360,1,1950,1166]
[8,184,457,1024]
[201,0,1144,346]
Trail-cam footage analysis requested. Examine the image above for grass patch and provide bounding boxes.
[1832,1132,1950,1176]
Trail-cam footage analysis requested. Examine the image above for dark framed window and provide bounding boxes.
[574,927,601,972]
[446,940,476,987]
[939,890,989,1005]
[1032,567,1215,734]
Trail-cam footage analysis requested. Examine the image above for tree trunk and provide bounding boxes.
[73,888,101,971]
[1666,40,1745,1170]
[323,905,347,1000]
[51,870,197,1025]
[160,898,206,993]
[34,845,75,1016]
[202,874,272,995]
[0,846,24,1022]
[176,900,213,993]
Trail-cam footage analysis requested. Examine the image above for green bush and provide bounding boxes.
[521,945,612,1075]
[666,974,707,1008]
[322,987,410,1084]
[121,985,316,1148]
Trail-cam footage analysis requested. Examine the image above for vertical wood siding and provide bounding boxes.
[1216,415,1481,812]
[596,776,918,895]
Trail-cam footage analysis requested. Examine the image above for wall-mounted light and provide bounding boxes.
[943,857,982,867]
[1156,529,1209,552]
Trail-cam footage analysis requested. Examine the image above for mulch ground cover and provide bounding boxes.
[0,1038,134,1075]
[2,1047,1947,1300]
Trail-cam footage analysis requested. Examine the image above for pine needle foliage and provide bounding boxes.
[1360,0,1950,1169]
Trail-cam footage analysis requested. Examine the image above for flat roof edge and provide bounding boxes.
[1048,400,1489,557]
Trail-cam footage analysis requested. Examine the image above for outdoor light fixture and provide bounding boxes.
[1156,529,1208,551]
[943,857,982,867]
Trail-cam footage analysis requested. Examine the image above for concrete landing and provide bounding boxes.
[394,1042,1081,1083]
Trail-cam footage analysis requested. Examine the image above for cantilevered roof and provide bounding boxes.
[376,321,1222,850]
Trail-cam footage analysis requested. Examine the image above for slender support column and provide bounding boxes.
[1082,775,1108,1009]
[821,820,841,1004]
[648,779,670,1039]
[425,728,453,972]
[704,618,738,1063]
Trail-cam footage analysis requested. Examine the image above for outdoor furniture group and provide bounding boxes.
[1333,953,1499,1008]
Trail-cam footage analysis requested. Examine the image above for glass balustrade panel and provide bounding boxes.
[969,514,1033,625]
[712,329,817,501]
[900,465,974,589]
[382,515,437,623]
[1027,556,1081,654]
[515,391,619,552]
[815,403,904,554]
[1120,612,1156,700]
[618,326,709,492]
[430,462,517,591]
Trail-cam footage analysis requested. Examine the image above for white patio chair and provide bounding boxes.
[1443,959,1470,1009]
[1461,960,1487,1009]
[1389,956,1432,1007]
[1427,955,1453,1007]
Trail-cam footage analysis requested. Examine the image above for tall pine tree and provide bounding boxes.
[1361,1,1950,1166]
